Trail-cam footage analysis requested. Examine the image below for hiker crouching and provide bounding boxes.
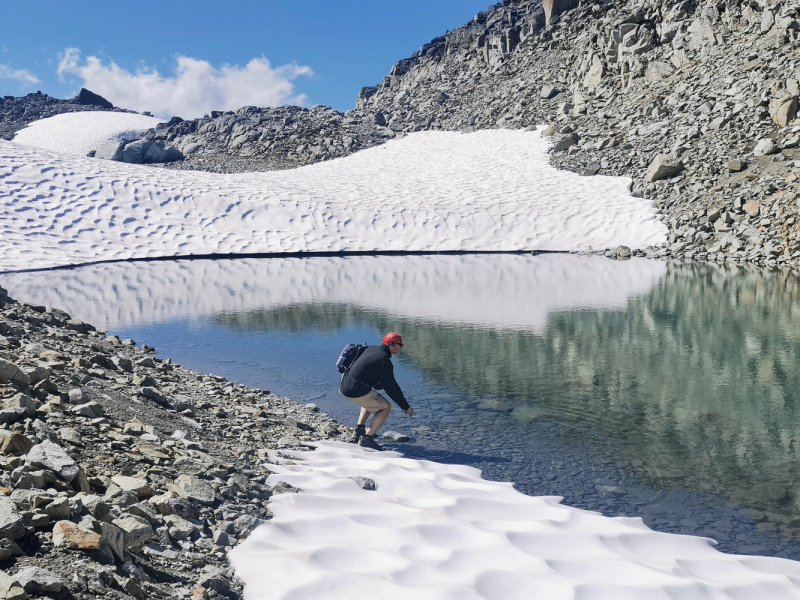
[339,332,414,450]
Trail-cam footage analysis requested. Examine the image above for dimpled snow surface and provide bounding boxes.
[229,442,800,600]
[0,127,666,272]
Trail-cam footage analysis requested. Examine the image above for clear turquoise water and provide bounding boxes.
[5,255,800,558]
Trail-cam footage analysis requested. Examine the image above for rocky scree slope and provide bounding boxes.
[145,0,800,270]
[144,104,399,173]
[0,284,351,599]
[1,89,132,141]
[351,0,800,270]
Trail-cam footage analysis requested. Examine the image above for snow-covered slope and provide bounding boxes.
[0,129,667,272]
[12,111,164,156]
[0,254,665,332]
[230,442,800,600]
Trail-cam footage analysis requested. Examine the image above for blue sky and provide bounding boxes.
[1,0,492,118]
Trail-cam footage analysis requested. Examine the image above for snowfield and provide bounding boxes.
[11,111,164,156]
[1,123,666,272]
[230,442,800,600]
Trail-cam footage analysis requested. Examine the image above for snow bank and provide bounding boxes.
[230,442,800,600]
[0,254,665,332]
[0,129,667,272]
[12,111,163,156]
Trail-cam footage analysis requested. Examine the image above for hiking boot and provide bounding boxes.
[358,434,383,451]
[350,424,366,444]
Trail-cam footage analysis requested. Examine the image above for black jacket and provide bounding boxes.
[339,344,410,411]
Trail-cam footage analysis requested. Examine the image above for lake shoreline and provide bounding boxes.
[0,284,349,599]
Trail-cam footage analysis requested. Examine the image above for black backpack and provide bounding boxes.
[335,343,367,374]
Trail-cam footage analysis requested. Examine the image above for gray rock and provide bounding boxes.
[172,474,215,504]
[122,140,149,164]
[142,141,183,164]
[0,359,30,388]
[14,567,64,593]
[646,154,684,182]
[0,571,27,600]
[141,387,166,404]
[373,113,386,126]
[0,497,26,540]
[3,394,34,417]
[540,85,559,100]
[726,159,746,172]
[552,134,578,152]
[382,431,410,442]
[351,476,377,491]
[67,388,87,404]
[26,440,79,482]
[71,401,104,418]
[754,139,779,156]
[94,140,126,161]
[543,0,579,26]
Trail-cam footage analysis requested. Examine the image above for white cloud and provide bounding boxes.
[57,47,313,119]
[0,64,40,84]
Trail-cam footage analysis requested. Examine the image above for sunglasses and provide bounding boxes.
[392,342,403,347]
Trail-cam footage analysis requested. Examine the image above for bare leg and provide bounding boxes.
[365,404,391,436]
[357,407,369,426]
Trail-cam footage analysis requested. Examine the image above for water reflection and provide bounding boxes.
[4,256,800,554]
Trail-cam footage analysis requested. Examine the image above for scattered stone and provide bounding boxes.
[382,431,410,442]
[0,431,33,455]
[727,159,746,172]
[0,571,27,600]
[754,139,779,157]
[172,475,215,505]
[26,441,79,482]
[13,567,64,594]
[646,155,683,182]
[52,521,102,550]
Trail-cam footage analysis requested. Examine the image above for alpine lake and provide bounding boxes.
[4,253,800,559]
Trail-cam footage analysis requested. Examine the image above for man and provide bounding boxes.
[339,332,414,450]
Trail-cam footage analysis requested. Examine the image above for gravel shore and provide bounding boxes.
[0,284,348,599]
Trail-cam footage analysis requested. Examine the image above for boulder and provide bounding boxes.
[13,567,64,594]
[122,140,149,164]
[552,134,578,152]
[43,497,70,520]
[543,0,579,26]
[99,521,127,561]
[540,85,559,100]
[646,154,684,182]
[0,571,27,600]
[94,140,126,161]
[754,138,779,156]
[111,475,152,498]
[26,440,79,482]
[76,88,113,108]
[0,360,30,388]
[373,113,386,126]
[727,159,746,172]
[743,200,760,217]
[0,497,25,540]
[769,95,798,127]
[0,431,33,455]
[71,401,104,418]
[142,141,183,164]
[1,394,33,418]
[52,520,102,549]
[141,387,166,404]
[583,61,604,88]
[172,474,215,505]
[113,515,153,551]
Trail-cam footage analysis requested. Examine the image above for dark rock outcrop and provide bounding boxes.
[76,88,113,109]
